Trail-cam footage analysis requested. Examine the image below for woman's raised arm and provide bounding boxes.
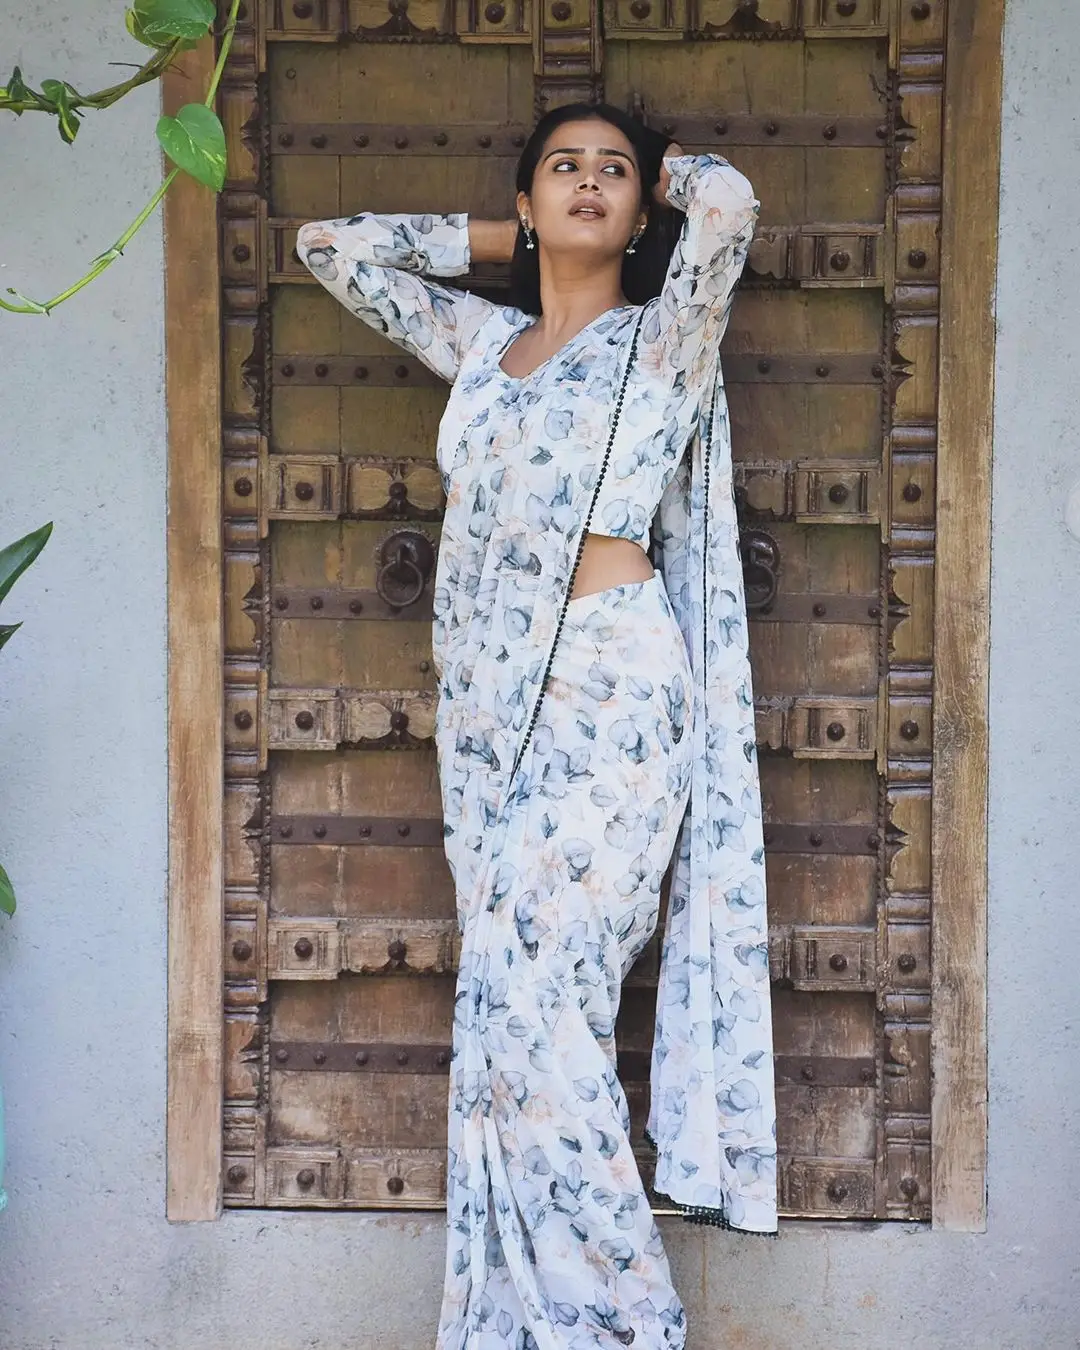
[296,212,516,383]
[643,153,759,402]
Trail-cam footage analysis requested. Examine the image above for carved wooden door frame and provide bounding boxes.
[163,0,1002,1229]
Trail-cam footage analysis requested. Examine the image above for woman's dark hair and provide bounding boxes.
[508,101,685,316]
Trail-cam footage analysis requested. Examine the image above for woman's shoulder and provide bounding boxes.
[468,295,528,343]
[453,295,529,376]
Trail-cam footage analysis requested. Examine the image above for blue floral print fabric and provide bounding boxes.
[439,574,696,1347]
[298,152,779,1345]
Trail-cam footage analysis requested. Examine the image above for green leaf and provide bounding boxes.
[0,522,52,608]
[40,79,83,144]
[6,66,31,99]
[133,0,215,44]
[125,7,159,45]
[127,6,201,48]
[0,622,23,653]
[0,863,15,917]
[156,103,226,192]
[4,65,34,111]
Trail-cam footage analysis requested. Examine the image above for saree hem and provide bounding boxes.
[642,1128,780,1238]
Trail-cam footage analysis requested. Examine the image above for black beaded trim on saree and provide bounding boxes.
[509,307,647,785]
[506,307,780,1239]
[643,382,780,1241]
[643,1128,780,1238]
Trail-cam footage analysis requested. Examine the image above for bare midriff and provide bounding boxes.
[569,532,655,601]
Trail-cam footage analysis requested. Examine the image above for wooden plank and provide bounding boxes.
[931,0,1003,1233]
[164,41,224,1222]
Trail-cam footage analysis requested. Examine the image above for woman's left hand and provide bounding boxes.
[653,142,684,207]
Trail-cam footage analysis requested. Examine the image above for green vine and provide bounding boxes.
[1,0,240,316]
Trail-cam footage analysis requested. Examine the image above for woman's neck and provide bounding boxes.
[535,256,626,337]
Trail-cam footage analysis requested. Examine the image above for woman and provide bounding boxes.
[298,102,778,1350]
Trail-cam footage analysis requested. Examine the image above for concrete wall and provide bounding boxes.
[1,4,1077,1347]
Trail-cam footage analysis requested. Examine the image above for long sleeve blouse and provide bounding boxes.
[297,155,779,1235]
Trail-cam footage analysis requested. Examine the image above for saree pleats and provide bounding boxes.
[437,578,694,1350]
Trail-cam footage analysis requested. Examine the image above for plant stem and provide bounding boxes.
[0,0,242,317]
[203,12,237,110]
[0,41,182,116]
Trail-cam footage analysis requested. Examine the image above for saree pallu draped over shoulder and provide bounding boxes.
[297,153,779,1350]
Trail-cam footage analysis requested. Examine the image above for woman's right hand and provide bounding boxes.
[653,142,684,207]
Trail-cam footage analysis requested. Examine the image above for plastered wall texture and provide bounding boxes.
[0,5,1077,1347]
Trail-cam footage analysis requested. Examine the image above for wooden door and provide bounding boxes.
[212,0,952,1223]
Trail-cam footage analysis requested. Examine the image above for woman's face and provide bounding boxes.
[518,118,646,260]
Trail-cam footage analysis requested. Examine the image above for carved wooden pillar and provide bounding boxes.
[879,0,949,1220]
[533,0,603,113]
[220,0,270,1207]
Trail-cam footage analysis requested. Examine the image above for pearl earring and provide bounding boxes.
[521,218,535,250]
[626,227,645,256]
